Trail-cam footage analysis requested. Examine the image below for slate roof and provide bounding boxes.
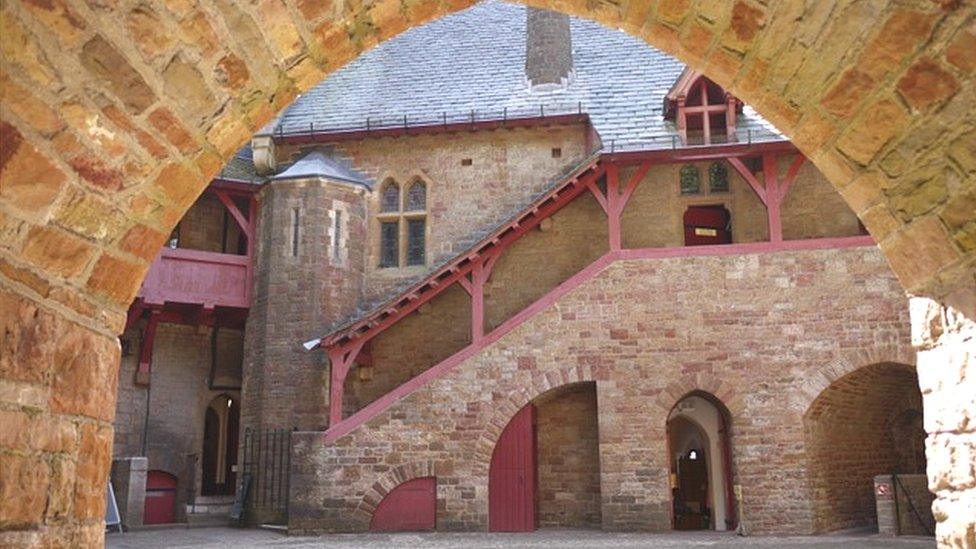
[216,146,264,185]
[272,0,784,150]
[272,151,371,187]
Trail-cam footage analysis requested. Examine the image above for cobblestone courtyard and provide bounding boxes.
[107,527,934,548]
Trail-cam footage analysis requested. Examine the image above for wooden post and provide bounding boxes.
[136,310,160,386]
[606,164,622,251]
[458,257,495,344]
[728,153,804,245]
[328,340,365,427]
[763,154,783,243]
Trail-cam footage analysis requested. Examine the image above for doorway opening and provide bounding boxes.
[201,394,240,496]
[489,382,601,532]
[804,363,927,533]
[683,205,732,246]
[667,393,735,531]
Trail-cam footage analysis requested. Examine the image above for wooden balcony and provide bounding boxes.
[138,247,251,309]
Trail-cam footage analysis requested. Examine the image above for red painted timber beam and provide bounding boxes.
[601,140,796,165]
[728,152,806,243]
[587,162,651,250]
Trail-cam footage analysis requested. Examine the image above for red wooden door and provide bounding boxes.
[370,477,437,531]
[489,403,537,532]
[684,205,732,246]
[144,470,177,525]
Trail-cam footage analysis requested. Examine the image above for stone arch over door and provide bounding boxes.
[1,0,974,545]
[356,461,438,529]
[803,361,926,534]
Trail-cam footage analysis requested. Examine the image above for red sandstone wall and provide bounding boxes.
[536,383,602,528]
[288,245,911,535]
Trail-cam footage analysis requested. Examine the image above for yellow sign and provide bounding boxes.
[694,227,718,237]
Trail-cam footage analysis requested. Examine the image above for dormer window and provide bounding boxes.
[665,69,742,145]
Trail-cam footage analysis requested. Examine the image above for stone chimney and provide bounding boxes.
[525,8,573,88]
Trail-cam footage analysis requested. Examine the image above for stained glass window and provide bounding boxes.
[407,219,426,266]
[406,181,426,211]
[680,165,700,195]
[381,182,400,213]
[380,221,399,268]
[709,162,729,193]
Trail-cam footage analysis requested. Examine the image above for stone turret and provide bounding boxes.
[242,151,369,434]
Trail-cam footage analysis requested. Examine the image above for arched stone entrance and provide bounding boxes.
[667,392,735,532]
[804,362,928,534]
[0,1,973,546]
[488,381,601,532]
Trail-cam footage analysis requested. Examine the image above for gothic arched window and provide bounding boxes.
[380,181,400,213]
[406,181,426,212]
[377,178,428,268]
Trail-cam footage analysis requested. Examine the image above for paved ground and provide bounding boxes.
[107,527,934,548]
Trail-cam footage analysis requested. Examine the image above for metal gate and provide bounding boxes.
[241,428,291,524]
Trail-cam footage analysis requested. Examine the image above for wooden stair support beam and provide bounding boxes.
[213,190,254,241]
[328,339,367,427]
[586,161,651,251]
[727,153,805,244]
[135,309,161,386]
[320,163,606,350]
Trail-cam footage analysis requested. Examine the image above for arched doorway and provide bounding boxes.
[489,382,601,532]
[370,476,437,532]
[804,362,927,533]
[667,393,735,531]
[201,394,240,496]
[144,470,178,525]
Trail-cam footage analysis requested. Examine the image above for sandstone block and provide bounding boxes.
[85,253,147,306]
[21,226,95,279]
[79,35,157,114]
[836,99,909,166]
[0,122,67,215]
[897,58,960,112]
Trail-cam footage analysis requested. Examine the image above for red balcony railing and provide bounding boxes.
[138,247,251,309]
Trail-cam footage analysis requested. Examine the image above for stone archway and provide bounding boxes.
[1,1,974,546]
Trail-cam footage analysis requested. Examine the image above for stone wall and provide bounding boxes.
[804,363,924,533]
[340,157,859,420]
[536,382,602,529]
[911,296,976,547]
[275,123,590,301]
[288,245,912,535]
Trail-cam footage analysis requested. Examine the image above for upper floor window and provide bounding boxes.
[664,69,742,145]
[377,177,428,268]
[381,181,400,213]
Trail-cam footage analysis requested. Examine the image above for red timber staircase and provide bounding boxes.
[306,142,875,444]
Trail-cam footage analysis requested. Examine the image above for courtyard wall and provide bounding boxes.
[289,244,911,535]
